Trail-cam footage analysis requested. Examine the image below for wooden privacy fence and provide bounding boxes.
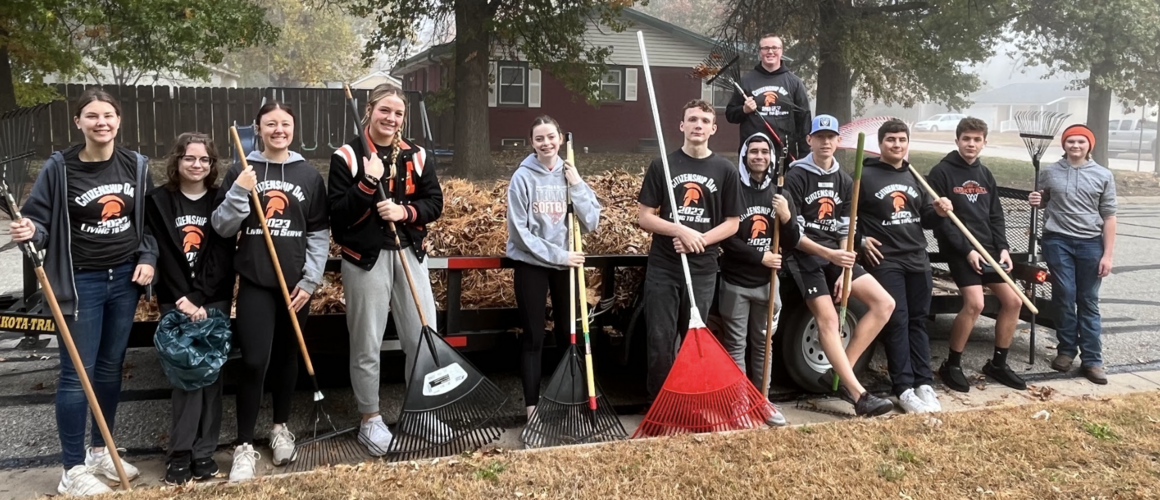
[32,84,394,160]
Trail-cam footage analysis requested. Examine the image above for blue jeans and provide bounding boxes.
[1042,235,1104,367]
[57,262,139,468]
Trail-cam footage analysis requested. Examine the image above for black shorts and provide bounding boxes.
[946,253,1007,287]
[788,254,868,299]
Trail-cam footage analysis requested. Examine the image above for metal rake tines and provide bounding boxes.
[520,396,627,448]
[693,42,744,93]
[284,431,367,473]
[1014,110,1070,160]
[386,379,507,461]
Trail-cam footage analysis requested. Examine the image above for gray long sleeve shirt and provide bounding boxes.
[1039,158,1117,239]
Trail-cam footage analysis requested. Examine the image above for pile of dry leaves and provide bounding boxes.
[134,170,650,321]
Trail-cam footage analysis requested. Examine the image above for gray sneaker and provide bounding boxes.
[269,426,297,466]
[764,403,788,427]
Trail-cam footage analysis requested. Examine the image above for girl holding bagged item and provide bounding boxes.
[328,83,444,455]
[212,101,329,481]
[506,116,601,419]
[144,132,235,484]
[11,88,156,496]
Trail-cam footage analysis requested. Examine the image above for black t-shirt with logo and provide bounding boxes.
[638,149,742,281]
[858,158,940,273]
[66,152,138,269]
[173,191,213,270]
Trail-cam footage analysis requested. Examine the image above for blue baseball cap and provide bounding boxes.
[810,114,840,135]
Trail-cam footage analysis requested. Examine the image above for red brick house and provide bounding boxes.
[392,9,740,154]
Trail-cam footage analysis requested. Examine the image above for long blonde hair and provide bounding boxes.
[363,84,407,171]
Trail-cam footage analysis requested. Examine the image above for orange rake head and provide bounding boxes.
[632,326,773,438]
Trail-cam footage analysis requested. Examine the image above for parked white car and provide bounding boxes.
[913,113,967,132]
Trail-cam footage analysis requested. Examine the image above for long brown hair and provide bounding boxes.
[363,84,407,170]
[73,88,121,119]
[163,132,220,191]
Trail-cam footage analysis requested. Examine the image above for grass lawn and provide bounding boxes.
[100,391,1160,499]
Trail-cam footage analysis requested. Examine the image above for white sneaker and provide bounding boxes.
[58,465,113,496]
[358,416,394,456]
[269,426,296,466]
[229,444,260,482]
[84,447,140,482]
[764,403,789,427]
[412,415,453,444]
[898,388,931,414]
[915,384,942,412]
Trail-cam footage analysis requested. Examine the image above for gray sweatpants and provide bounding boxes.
[716,280,781,390]
[344,248,437,414]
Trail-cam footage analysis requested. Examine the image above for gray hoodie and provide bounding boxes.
[506,154,601,269]
[1039,157,1117,239]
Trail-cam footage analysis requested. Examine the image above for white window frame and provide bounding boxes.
[497,62,528,107]
[598,67,625,101]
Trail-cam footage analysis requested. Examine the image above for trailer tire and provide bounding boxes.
[780,296,874,394]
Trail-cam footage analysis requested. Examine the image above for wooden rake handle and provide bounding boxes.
[907,165,1039,315]
[228,127,318,379]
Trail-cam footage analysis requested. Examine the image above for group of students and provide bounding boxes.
[9,71,1117,495]
[634,98,1117,425]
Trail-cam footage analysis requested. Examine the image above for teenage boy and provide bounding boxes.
[927,117,1026,392]
[725,33,811,157]
[638,99,741,401]
[857,119,952,413]
[718,132,800,426]
[782,114,896,417]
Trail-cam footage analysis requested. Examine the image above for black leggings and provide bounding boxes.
[513,262,571,407]
[234,277,308,444]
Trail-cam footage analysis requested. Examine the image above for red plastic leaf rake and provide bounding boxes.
[633,31,773,438]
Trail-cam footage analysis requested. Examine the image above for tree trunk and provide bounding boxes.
[813,7,853,125]
[451,0,492,176]
[0,38,17,112]
[1087,60,1114,167]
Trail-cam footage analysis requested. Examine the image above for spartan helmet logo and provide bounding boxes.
[182,226,204,253]
[890,191,907,212]
[763,91,778,107]
[264,191,289,219]
[816,197,835,220]
[97,195,124,221]
[682,182,703,207]
[750,215,768,240]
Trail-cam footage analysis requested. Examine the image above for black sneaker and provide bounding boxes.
[165,455,193,485]
[982,362,1027,390]
[191,456,219,481]
[853,392,894,417]
[938,363,971,393]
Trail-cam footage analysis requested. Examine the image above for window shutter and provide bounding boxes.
[701,81,714,104]
[488,62,497,108]
[625,68,638,101]
[528,68,542,108]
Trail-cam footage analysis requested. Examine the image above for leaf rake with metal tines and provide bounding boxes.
[1014,110,1069,261]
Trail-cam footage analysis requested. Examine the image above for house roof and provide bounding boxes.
[971,81,1087,106]
[392,8,715,76]
[351,70,402,88]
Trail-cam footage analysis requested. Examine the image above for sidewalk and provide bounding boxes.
[1,370,1156,500]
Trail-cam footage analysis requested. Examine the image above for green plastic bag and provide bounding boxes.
[154,307,232,391]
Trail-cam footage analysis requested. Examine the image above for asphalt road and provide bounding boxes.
[910,139,1156,173]
[1,202,1158,468]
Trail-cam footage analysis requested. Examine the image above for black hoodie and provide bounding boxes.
[725,64,812,157]
[145,186,235,307]
[857,157,943,273]
[720,133,801,289]
[926,151,1008,257]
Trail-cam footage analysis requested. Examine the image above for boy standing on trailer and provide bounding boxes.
[717,132,799,426]
[637,99,741,402]
[782,114,896,417]
[927,117,1026,393]
[856,119,952,413]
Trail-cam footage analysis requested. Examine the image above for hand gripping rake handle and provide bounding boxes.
[760,151,788,399]
[0,183,133,490]
[228,127,322,398]
[839,134,867,322]
[639,31,706,346]
[907,165,1039,315]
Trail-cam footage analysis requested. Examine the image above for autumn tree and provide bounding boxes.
[340,0,632,175]
[0,0,277,110]
[716,0,1016,125]
[224,0,368,87]
[1012,0,1160,166]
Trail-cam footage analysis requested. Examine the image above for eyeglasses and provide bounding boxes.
[180,155,214,165]
[760,46,783,52]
